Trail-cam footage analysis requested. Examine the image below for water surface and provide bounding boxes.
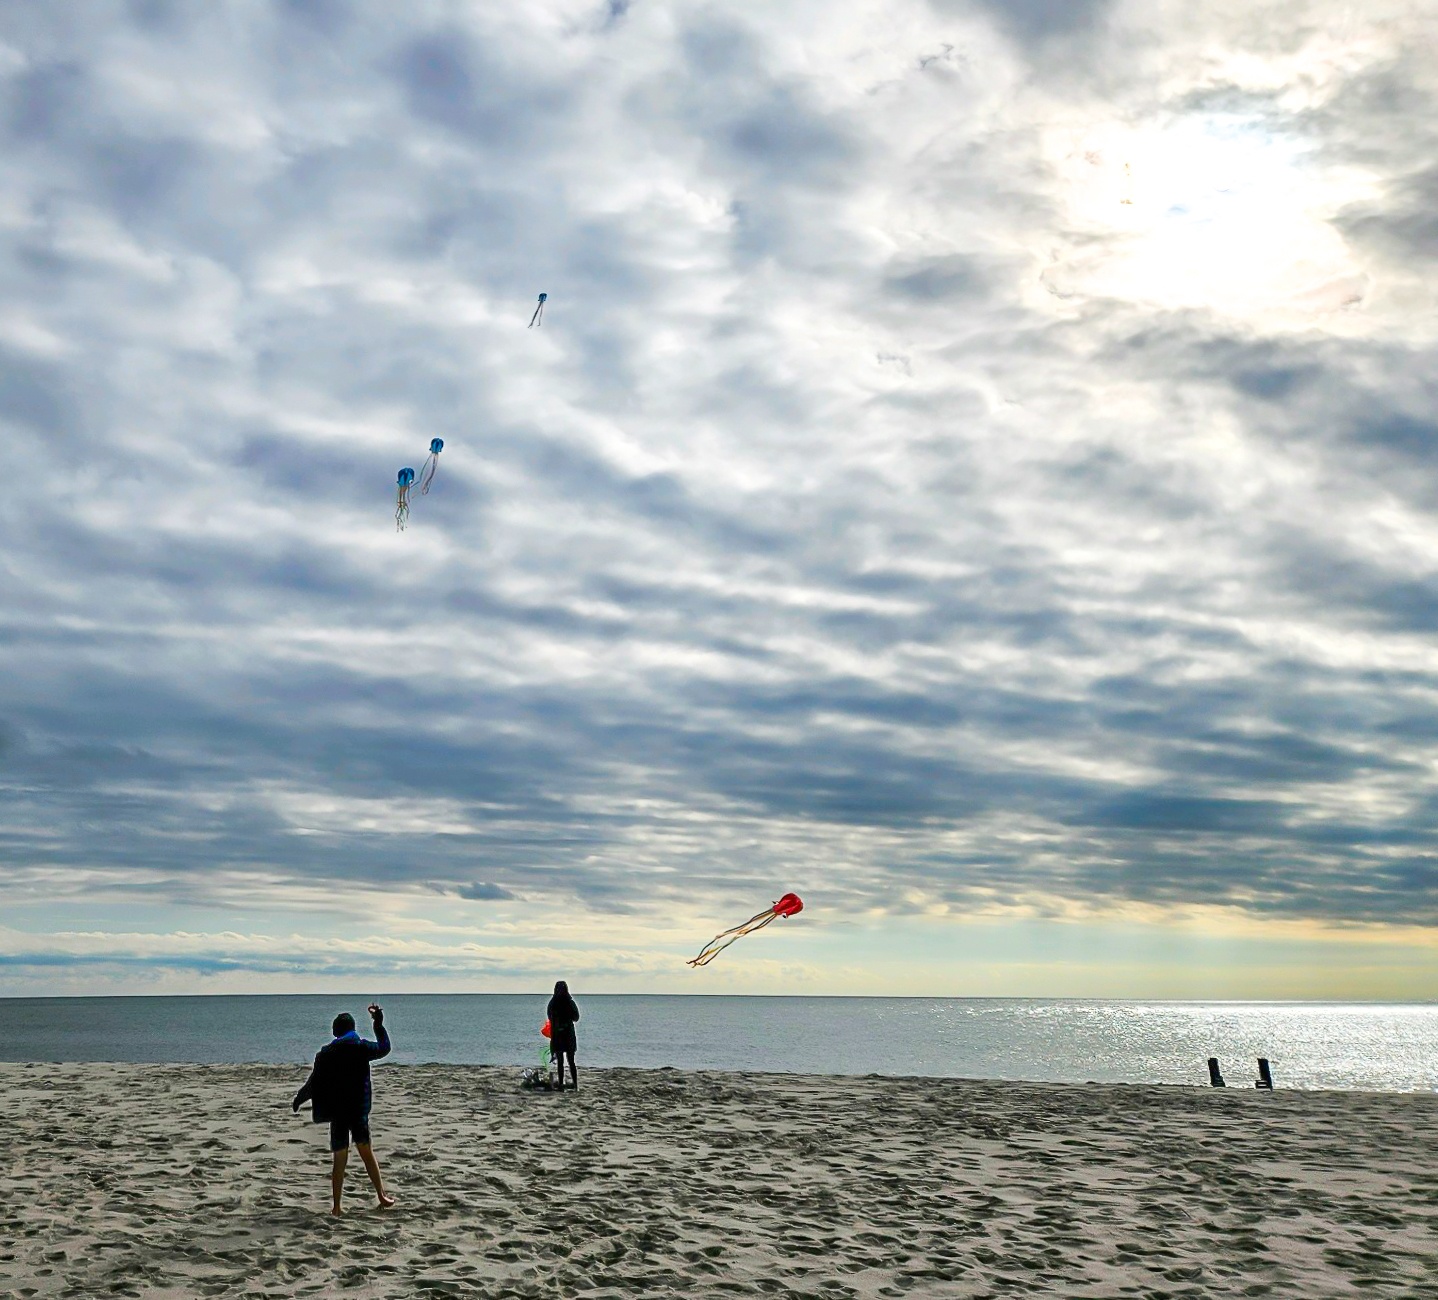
[1,995,1432,1090]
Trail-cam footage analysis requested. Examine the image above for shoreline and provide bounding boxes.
[0,1058,1433,1093]
[0,1057,1431,1093]
[4,1063,1437,1297]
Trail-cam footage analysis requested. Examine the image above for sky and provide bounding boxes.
[2,0,1437,998]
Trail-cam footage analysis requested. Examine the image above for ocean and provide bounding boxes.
[1,995,1433,1091]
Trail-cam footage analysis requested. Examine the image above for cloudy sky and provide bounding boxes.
[3,0,1437,998]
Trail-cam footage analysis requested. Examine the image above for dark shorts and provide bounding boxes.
[329,1115,371,1152]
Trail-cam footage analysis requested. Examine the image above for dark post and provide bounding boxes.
[1207,1057,1226,1087]
[1255,1058,1273,1089]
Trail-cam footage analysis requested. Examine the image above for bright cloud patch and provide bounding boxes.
[1043,112,1372,323]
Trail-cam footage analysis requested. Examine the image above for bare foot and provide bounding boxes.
[377,1192,396,1209]
[331,1205,343,1218]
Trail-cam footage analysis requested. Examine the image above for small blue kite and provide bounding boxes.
[395,467,415,531]
[419,438,444,495]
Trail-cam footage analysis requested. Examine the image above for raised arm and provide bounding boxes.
[364,1004,392,1060]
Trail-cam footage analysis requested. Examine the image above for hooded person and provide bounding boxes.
[546,980,580,1090]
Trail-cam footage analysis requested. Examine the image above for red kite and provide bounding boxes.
[687,893,803,967]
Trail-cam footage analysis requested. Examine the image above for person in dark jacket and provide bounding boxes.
[293,1003,395,1216]
[547,980,580,1090]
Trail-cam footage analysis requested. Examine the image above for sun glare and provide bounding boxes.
[1041,113,1372,326]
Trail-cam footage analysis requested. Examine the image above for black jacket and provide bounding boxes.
[293,1026,391,1122]
[547,993,580,1045]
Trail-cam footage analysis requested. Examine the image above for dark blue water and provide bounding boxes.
[0,995,1433,1090]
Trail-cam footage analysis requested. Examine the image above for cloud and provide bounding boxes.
[0,923,660,982]
[957,0,1112,45]
[456,882,517,901]
[2,0,1438,994]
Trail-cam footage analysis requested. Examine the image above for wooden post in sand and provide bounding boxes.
[1207,1057,1226,1087]
[1255,1058,1273,1089]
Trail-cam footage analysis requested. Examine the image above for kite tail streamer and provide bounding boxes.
[686,908,780,967]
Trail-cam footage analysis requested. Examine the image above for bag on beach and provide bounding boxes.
[519,1043,557,1091]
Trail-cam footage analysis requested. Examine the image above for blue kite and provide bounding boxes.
[419,438,444,496]
[529,292,547,327]
[395,467,415,531]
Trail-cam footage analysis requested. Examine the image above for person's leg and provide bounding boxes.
[555,1050,566,1088]
[355,1143,396,1209]
[330,1147,348,1217]
[565,1050,578,1089]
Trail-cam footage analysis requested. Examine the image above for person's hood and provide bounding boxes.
[331,1030,361,1044]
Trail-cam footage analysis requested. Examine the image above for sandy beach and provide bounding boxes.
[2,1063,1436,1298]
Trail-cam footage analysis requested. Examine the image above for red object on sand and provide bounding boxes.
[541,1019,552,1038]
[773,892,803,917]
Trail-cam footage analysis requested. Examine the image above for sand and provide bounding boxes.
[2,1063,1436,1298]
